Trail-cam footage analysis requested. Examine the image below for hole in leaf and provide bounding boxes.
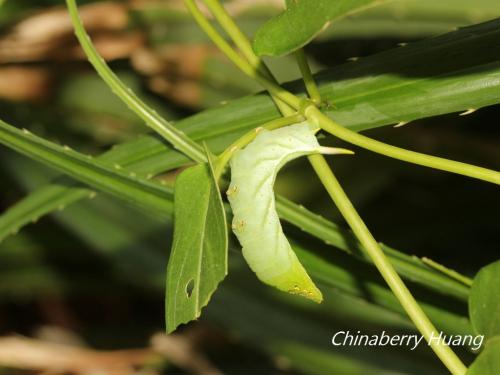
[185,279,194,298]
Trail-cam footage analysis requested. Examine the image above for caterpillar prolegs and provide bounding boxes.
[227,122,352,303]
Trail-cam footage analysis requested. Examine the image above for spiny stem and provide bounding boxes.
[214,114,304,180]
[66,0,206,163]
[308,154,467,375]
[294,50,321,104]
[305,106,500,185]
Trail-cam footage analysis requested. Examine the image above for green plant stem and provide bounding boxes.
[296,51,466,372]
[183,0,254,77]
[66,0,206,163]
[200,0,295,116]
[305,106,500,185]
[294,50,321,104]
[201,0,261,72]
[214,113,304,180]
[308,154,467,375]
[183,0,300,111]
[421,257,473,287]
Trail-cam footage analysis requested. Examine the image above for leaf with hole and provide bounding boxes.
[165,157,228,333]
[253,0,387,56]
[469,260,500,339]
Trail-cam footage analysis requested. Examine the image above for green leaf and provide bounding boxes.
[0,119,173,219]
[0,184,92,240]
[0,134,172,242]
[253,0,387,56]
[469,260,500,339]
[313,0,500,40]
[165,158,228,333]
[467,337,500,375]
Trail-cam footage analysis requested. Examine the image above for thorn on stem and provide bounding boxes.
[460,108,476,116]
[394,121,409,128]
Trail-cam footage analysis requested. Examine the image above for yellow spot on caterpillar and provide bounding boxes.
[288,285,316,299]
[231,219,245,232]
[289,286,299,294]
[226,185,239,197]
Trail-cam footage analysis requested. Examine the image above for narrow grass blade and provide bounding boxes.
[0,120,173,218]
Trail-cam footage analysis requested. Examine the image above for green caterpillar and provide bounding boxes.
[227,122,351,303]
